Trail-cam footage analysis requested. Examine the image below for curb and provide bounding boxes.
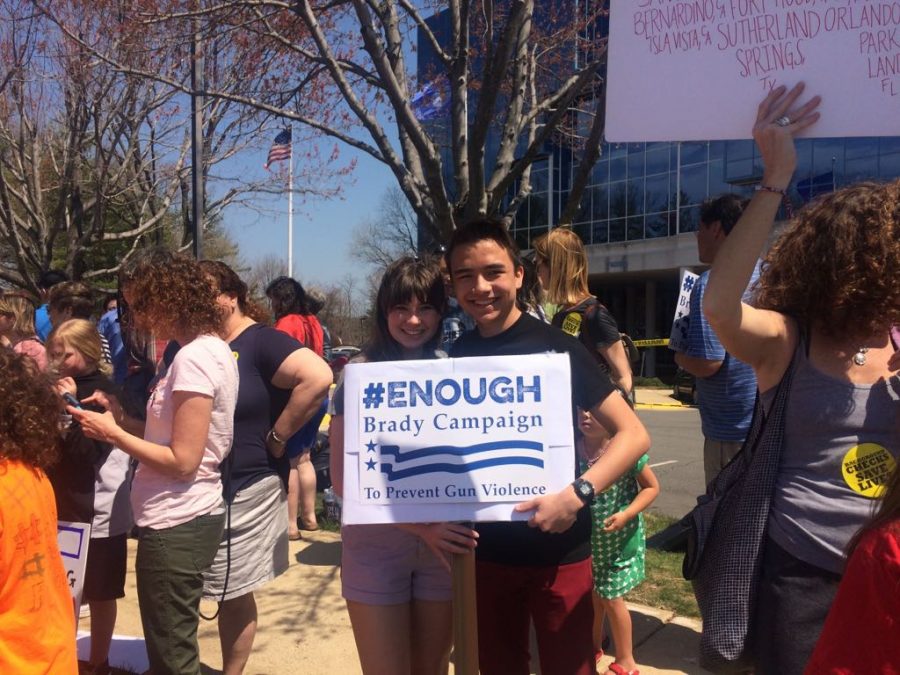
[635,402,694,410]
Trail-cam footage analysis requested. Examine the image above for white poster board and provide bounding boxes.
[606,0,900,140]
[57,521,90,614]
[669,269,700,353]
[341,354,576,524]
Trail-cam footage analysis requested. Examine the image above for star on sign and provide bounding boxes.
[366,440,377,453]
[365,458,377,471]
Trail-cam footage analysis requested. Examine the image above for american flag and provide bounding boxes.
[265,128,292,169]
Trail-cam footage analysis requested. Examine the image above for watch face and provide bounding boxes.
[574,479,594,501]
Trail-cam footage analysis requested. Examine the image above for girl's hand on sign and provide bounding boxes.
[516,487,582,534]
[402,523,478,572]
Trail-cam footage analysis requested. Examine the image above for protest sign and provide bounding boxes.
[606,0,900,140]
[341,354,576,525]
[670,269,700,352]
[57,521,91,614]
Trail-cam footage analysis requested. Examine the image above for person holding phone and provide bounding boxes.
[68,251,239,675]
[47,319,128,675]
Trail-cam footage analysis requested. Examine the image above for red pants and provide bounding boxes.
[475,558,595,675]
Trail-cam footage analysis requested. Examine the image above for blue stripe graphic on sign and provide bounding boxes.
[380,440,543,462]
[381,456,544,481]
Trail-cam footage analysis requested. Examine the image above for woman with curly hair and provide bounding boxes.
[69,250,238,675]
[703,84,900,673]
[0,292,48,370]
[0,350,78,674]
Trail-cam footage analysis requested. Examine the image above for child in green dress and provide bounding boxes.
[579,408,660,675]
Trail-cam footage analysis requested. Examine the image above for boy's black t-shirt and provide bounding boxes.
[450,313,615,567]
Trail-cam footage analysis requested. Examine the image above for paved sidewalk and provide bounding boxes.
[635,387,692,409]
[96,533,709,674]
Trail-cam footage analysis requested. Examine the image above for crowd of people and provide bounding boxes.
[0,85,898,675]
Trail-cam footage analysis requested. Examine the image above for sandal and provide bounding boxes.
[607,663,639,675]
[287,531,303,541]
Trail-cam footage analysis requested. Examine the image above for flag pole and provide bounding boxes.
[288,125,294,278]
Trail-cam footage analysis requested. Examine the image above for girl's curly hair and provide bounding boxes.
[121,249,222,338]
[0,350,63,470]
[755,180,900,343]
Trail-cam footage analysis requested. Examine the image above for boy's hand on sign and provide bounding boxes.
[516,487,583,533]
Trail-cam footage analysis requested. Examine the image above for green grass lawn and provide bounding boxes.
[627,511,700,618]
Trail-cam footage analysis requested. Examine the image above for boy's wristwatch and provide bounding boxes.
[571,478,595,506]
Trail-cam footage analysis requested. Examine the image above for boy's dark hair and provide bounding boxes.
[445,218,521,273]
[699,194,749,235]
[48,281,95,319]
[37,269,69,290]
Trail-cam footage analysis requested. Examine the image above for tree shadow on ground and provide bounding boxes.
[295,540,342,567]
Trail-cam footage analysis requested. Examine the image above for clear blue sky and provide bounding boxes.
[222,139,395,287]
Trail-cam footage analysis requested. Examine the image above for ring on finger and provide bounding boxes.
[775,115,791,127]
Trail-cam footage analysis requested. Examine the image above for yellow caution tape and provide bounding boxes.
[632,338,670,347]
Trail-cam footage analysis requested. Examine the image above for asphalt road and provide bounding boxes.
[636,407,705,519]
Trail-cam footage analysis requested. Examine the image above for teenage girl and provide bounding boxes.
[532,228,634,403]
[579,408,659,675]
[329,257,479,675]
[48,319,131,675]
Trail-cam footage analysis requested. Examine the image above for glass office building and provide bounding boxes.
[511,136,900,250]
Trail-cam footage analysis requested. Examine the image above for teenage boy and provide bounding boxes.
[447,219,650,675]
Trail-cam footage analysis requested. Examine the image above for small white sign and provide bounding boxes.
[606,0,900,140]
[670,269,700,353]
[342,354,576,524]
[57,521,91,614]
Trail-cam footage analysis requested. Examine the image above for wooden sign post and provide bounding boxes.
[452,550,479,675]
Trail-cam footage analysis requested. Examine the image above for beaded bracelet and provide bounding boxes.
[755,183,794,217]
[754,184,788,197]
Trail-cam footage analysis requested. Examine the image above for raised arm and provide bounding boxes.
[702,84,820,389]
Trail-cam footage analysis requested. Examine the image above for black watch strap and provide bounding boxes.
[571,478,595,506]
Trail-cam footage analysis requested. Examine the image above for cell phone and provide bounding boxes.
[61,392,83,409]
